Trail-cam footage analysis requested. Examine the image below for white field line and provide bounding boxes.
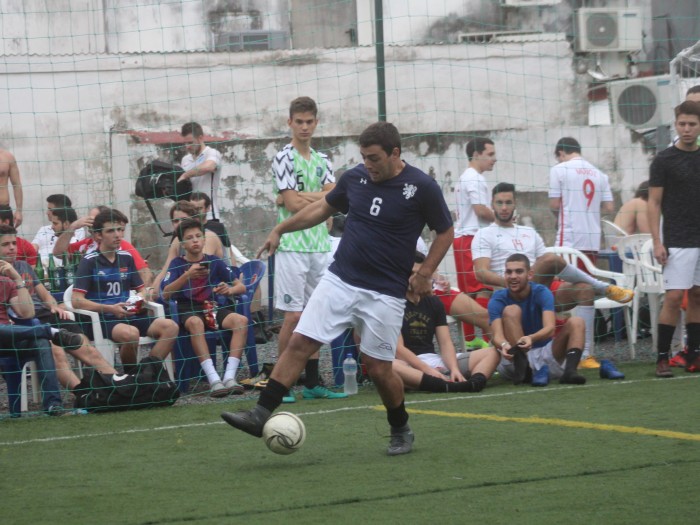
[1,374,697,447]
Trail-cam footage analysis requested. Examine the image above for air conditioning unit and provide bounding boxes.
[575,8,642,53]
[501,0,561,6]
[609,75,672,129]
[214,30,289,52]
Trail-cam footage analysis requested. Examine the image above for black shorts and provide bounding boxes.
[176,301,237,330]
[81,314,154,341]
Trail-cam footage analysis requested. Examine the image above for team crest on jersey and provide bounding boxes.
[316,167,323,178]
[360,178,367,184]
[403,183,417,200]
[119,267,128,280]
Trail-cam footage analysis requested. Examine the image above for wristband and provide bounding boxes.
[16,281,26,290]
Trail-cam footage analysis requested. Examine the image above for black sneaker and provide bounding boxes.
[220,406,271,438]
[387,425,414,456]
[51,329,83,351]
[510,349,529,385]
[47,404,66,417]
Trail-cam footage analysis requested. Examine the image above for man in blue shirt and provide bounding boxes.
[222,121,454,456]
[489,253,587,387]
[72,209,178,373]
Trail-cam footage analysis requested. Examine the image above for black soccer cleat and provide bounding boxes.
[221,406,271,438]
[387,424,414,456]
[51,329,83,351]
[559,371,587,385]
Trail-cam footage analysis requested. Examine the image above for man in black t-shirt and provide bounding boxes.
[649,100,700,377]
[392,252,499,393]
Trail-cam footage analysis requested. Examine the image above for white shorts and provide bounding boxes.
[663,248,700,290]
[295,272,406,361]
[418,352,470,376]
[274,251,329,311]
[497,341,564,380]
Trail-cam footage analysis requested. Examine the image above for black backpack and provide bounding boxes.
[73,357,179,413]
[136,160,192,201]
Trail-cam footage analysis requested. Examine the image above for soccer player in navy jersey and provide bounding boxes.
[222,121,454,456]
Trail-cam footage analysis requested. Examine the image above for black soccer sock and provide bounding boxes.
[684,323,700,365]
[258,378,288,412]
[564,348,583,374]
[419,374,450,393]
[386,400,409,429]
[304,359,320,389]
[657,323,676,363]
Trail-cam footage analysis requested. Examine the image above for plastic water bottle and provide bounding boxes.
[343,353,358,395]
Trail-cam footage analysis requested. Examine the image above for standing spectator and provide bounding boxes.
[270,96,344,403]
[0,146,22,227]
[648,101,700,378]
[548,137,614,368]
[0,205,37,266]
[32,194,86,266]
[222,121,454,456]
[453,137,496,296]
[178,122,222,220]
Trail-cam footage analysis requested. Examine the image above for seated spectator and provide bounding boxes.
[0,204,37,266]
[161,219,248,397]
[152,200,226,295]
[71,209,178,373]
[613,181,650,235]
[473,182,632,369]
[490,254,589,386]
[53,205,153,287]
[0,224,118,390]
[0,263,66,415]
[32,194,86,266]
[392,251,499,393]
[189,191,245,265]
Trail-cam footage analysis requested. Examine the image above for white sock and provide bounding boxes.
[50,327,60,336]
[223,357,241,382]
[557,264,608,295]
[201,358,221,385]
[576,306,595,358]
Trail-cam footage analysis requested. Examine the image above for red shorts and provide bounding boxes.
[435,288,458,314]
[453,235,485,294]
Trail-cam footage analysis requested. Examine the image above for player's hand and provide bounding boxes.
[499,341,513,360]
[516,336,532,351]
[13,211,22,228]
[50,304,72,321]
[0,260,20,280]
[257,230,281,259]
[212,282,231,296]
[450,369,466,383]
[425,367,445,380]
[653,241,667,266]
[408,271,433,298]
[186,263,209,279]
[110,303,135,318]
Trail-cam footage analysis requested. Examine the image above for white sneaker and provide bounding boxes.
[209,381,229,398]
[223,378,244,395]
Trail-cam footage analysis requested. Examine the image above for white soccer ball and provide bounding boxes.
[262,412,306,455]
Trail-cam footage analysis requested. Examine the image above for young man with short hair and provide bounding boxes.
[649,100,700,377]
[178,122,222,220]
[0,204,37,266]
[0,224,117,389]
[32,194,86,266]
[453,137,496,296]
[161,219,248,397]
[269,96,345,402]
[72,209,178,373]
[222,121,454,456]
[392,251,499,393]
[489,253,590,387]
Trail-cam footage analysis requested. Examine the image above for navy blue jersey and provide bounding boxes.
[326,162,452,298]
[488,283,555,349]
[74,250,144,314]
[161,254,232,304]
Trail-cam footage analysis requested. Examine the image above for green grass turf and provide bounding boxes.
[1,362,698,525]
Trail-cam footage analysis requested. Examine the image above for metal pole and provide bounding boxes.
[375,0,386,121]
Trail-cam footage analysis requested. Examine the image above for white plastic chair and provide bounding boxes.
[545,246,635,358]
[63,286,174,379]
[602,219,628,252]
[617,238,664,351]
